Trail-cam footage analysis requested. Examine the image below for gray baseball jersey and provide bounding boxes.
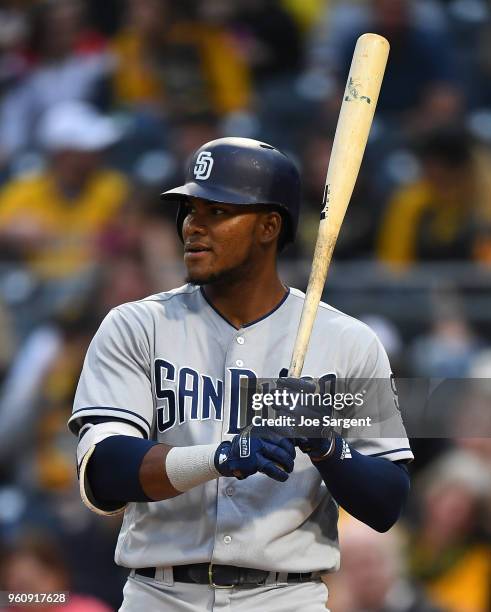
[69,284,413,573]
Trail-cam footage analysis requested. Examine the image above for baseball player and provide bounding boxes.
[69,138,413,611]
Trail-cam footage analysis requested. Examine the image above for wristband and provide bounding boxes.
[165,444,220,492]
[309,433,337,462]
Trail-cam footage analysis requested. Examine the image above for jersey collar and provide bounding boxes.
[199,286,290,330]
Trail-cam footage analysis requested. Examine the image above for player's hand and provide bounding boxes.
[275,377,336,461]
[214,425,296,482]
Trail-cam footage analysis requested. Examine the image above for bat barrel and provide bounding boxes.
[289,33,389,378]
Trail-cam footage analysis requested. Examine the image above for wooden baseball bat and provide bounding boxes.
[289,33,389,377]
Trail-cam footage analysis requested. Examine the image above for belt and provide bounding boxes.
[135,563,315,588]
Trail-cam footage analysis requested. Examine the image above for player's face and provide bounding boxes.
[182,198,274,285]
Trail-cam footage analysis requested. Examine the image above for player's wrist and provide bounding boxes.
[165,444,220,492]
[214,441,233,476]
[309,433,343,464]
[296,426,336,461]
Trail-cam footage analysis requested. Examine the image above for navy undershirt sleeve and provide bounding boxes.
[86,435,158,503]
[313,434,410,532]
[85,432,410,525]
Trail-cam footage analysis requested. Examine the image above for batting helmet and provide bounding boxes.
[160,137,301,248]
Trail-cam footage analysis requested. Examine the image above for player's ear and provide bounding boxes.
[258,211,282,246]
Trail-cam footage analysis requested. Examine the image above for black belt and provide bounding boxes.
[135,563,315,587]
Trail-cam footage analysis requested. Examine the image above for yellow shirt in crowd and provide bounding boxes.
[426,545,491,612]
[376,181,474,265]
[0,170,128,279]
[111,23,251,114]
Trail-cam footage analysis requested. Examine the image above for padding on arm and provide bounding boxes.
[76,420,144,516]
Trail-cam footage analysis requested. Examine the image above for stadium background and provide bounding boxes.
[0,1,489,610]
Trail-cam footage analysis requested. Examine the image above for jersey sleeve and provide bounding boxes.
[344,330,413,463]
[68,305,154,438]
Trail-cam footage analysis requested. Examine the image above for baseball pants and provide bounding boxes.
[119,571,329,611]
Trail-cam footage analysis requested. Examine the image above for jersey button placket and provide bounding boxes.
[233,331,245,367]
[214,332,247,561]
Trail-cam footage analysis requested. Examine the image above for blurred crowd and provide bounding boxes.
[0,0,490,610]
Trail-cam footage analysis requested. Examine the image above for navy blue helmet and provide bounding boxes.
[160,137,301,248]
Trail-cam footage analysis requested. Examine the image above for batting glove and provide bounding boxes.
[214,425,296,482]
[275,377,336,461]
